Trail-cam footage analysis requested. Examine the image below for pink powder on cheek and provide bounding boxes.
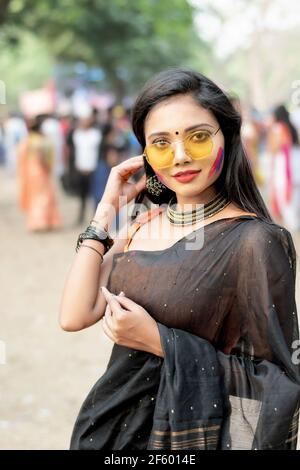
[208,147,224,178]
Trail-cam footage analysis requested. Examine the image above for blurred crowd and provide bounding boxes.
[232,98,300,232]
[1,98,300,233]
[0,104,142,230]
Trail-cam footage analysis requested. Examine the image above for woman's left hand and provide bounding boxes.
[100,286,164,358]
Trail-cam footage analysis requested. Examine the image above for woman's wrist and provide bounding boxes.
[146,320,164,358]
[94,201,118,231]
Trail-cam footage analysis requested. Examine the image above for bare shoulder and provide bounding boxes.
[221,202,258,218]
[129,207,165,240]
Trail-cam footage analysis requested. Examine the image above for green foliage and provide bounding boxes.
[0,31,54,107]
[1,0,210,100]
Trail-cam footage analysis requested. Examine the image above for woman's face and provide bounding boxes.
[144,94,225,199]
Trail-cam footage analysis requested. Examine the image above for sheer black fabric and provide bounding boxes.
[70,216,300,450]
[148,324,300,450]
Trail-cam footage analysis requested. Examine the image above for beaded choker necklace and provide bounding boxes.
[167,192,230,226]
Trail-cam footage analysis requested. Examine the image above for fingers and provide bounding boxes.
[102,286,137,312]
[117,156,145,178]
[129,154,144,161]
[101,286,126,313]
[113,293,136,311]
[101,314,115,342]
[103,303,118,340]
[104,303,115,330]
[104,302,112,318]
[119,156,144,170]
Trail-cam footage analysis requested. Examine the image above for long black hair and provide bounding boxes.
[273,104,299,146]
[131,67,272,221]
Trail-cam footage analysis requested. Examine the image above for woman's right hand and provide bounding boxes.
[99,155,146,212]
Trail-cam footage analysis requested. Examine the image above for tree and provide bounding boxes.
[0,0,10,26]
[1,0,209,100]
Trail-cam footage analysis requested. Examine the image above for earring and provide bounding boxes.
[146,174,167,196]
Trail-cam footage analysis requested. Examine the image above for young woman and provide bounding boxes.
[17,115,63,232]
[59,68,300,450]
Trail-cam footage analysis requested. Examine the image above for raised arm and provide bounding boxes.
[58,155,146,332]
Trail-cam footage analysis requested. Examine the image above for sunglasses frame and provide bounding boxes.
[143,127,221,170]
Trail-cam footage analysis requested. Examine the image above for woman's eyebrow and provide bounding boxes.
[148,123,215,139]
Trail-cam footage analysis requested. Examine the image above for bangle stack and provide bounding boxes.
[76,220,114,255]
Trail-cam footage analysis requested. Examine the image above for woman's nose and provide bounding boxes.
[172,141,193,164]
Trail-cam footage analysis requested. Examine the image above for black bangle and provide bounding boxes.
[80,244,104,263]
[76,224,114,254]
[86,225,108,240]
[76,233,106,252]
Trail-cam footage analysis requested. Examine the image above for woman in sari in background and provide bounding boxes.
[267,105,299,231]
[17,115,63,232]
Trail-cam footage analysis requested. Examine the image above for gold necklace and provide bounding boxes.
[167,192,230,226]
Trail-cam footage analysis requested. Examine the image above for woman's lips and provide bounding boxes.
[173,170,201,183]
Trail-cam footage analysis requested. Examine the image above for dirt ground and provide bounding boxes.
[0,168,299,449]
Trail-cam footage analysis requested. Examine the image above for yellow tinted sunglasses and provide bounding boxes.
[143,127,221,170]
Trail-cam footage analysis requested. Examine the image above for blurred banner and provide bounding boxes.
[20,85,56,118]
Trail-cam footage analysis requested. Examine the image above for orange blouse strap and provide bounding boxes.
[123,206,166,252]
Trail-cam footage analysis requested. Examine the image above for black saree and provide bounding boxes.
[70,215,300,450]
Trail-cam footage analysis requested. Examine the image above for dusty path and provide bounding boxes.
[0,170,113,449]
[0,168,299,449]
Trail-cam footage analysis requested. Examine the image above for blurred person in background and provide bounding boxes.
[41,113,65,178]
[104,126,127,167]
[124,107,144,207]
[57,100,73,174]
[3,112,27,175]
[266,104,300,231]
[290,105,300,228]
[61,115,80,197]
[96,110,131,231]
[229,95,263,188]
[73,108,102,225]
[90,108,112,211]
[290,104,300,139]
[90,105,131,213]
[241,107,264,187]
[125,107,143,157]
[112,105,131,162]
[17,115,63,232]
[58,107,73,189]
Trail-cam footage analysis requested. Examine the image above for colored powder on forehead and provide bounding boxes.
[208,147,224,178]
